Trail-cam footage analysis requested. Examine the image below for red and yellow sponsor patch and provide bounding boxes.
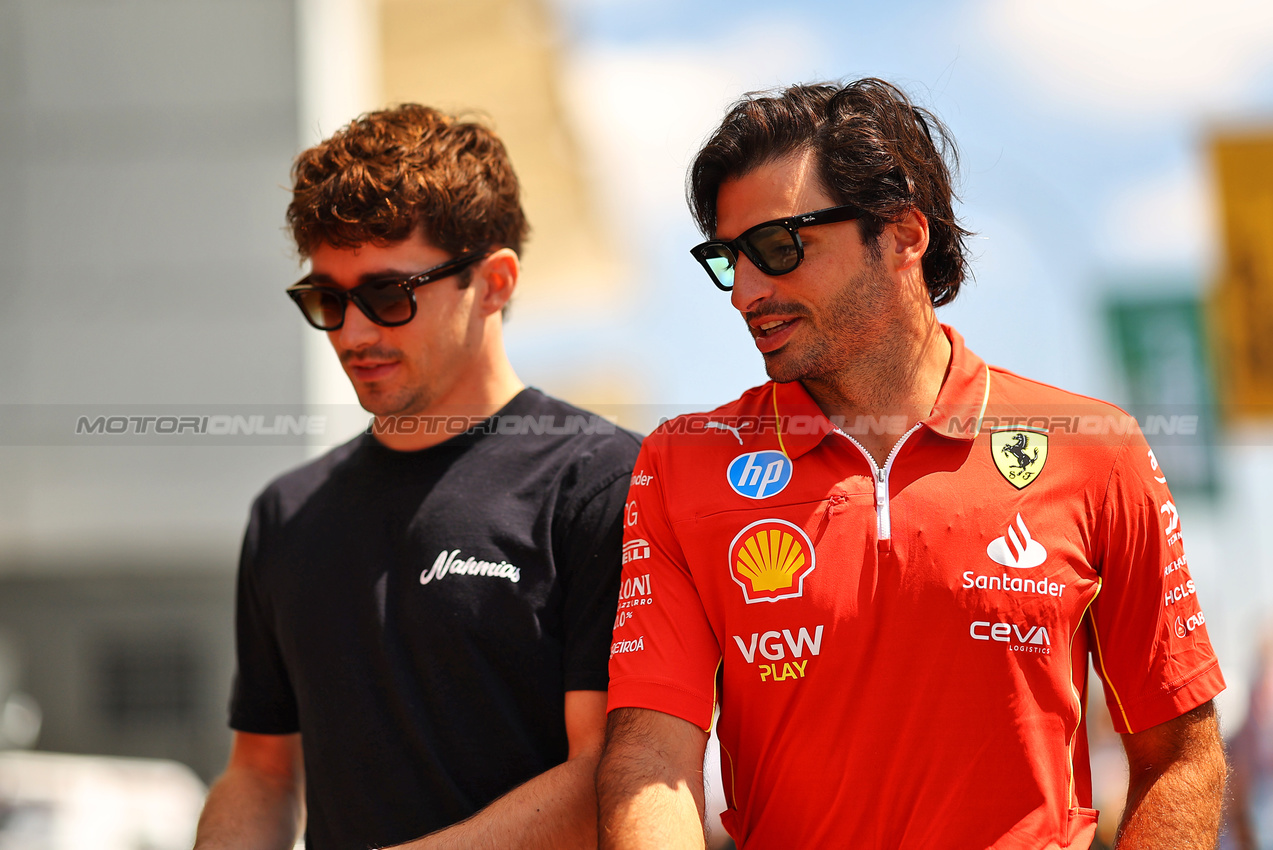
[728,519,816,604]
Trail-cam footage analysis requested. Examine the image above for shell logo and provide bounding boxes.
[728,519,817,604]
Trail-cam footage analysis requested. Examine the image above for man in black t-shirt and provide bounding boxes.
[193,105,639,850]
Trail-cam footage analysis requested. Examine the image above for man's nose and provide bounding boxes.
[330,298,381,349]
[729,253,775,314]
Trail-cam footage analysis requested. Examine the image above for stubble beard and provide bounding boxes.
[342,349,436,420]
[761,254,896,386]
[359,383,435,420]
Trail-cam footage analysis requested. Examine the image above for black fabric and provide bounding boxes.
[229,388,640,850]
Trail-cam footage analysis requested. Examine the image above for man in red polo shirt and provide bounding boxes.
[596,79,1227,849]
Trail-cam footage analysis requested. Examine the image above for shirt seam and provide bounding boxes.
[1116,656,1224,712]
[608,674,717,704]
[1093,425,1139,550]
[554,422,643,517]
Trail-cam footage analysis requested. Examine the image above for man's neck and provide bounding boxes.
[802,313,951,467]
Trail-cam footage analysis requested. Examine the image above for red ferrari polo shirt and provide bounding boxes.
[608,326,1223,849]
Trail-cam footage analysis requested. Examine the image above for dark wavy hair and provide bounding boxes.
[287,104,529,260]
[689,79,971,306]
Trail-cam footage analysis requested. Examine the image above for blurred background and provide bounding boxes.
[1,0,1272,847]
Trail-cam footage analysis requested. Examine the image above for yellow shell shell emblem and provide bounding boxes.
[728,519,817,604]
[991,427,1048,489]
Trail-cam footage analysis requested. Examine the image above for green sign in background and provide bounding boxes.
[1106,294,1218,496]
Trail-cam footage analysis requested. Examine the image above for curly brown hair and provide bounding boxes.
[287,104,529,260]
[689,79,972,307]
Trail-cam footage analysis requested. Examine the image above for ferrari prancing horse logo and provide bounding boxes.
[991,428,1048,489]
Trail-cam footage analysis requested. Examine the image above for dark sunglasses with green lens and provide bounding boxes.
[286,248,490,331]
[690,204,863,291]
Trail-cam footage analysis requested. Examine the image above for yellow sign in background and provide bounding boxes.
[1211,133,1273,421]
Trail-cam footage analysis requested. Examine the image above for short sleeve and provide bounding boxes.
[607,434,722,731]
[228,492,301,734]
[555,458,636,693]
[1088,425,1225,733]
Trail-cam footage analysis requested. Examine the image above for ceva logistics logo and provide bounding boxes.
[727,450,793,499]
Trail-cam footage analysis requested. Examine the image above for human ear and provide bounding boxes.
[475,248,519,317]
[886,208,929,273]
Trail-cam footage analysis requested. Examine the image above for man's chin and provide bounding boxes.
[356,390,429,420]
[762,350,807,384]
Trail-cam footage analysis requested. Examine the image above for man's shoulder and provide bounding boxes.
[644,383,774,450]
[251,432,368,519]
[505,388,642,461]
[985,365,1137,428]
[980,365,1149,480]
[491,389,642,504]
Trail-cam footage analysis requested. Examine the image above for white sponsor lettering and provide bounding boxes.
[620,573,651,600]
[759,630,784,660]
[1165,579,1197,608]
[783,625,823,658]
[631,470,654,487]
[624,500,639,527]
[1160,501,1182,546]
[617,573,654,616]
[1164,554,1188,577]
[610,635,645,656]
[420,549,521,585]
[962,571,1065,598]
[1147,448,1167,484]
[622,539,650,564]
[732,625,824,664]
[970,620,1051,654]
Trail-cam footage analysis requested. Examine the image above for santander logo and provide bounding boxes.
[986,513,1047,569]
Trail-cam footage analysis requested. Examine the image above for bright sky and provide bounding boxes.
[506,0,1273,416]
[506,0,1273,731]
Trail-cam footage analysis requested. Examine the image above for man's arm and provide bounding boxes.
[388,689,607,850]
[1115,700,1227,849]
[596,707,709,850]
[193,731,304,850]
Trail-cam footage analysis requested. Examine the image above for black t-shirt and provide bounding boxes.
[229,389,640,850]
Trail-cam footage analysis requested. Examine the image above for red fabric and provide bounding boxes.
[608,327,1223,849]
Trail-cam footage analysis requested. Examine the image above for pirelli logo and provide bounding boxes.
[622,539,650,565]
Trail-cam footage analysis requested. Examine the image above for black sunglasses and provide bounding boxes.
[286,248,490,330]
[690,204,863,291]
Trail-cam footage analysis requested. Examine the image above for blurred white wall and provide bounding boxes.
[0,0,310,573]
[0,0,311,781]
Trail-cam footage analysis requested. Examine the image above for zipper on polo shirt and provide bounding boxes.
[836,423,922,542]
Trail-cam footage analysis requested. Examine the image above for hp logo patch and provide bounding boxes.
[727,451,793,499]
